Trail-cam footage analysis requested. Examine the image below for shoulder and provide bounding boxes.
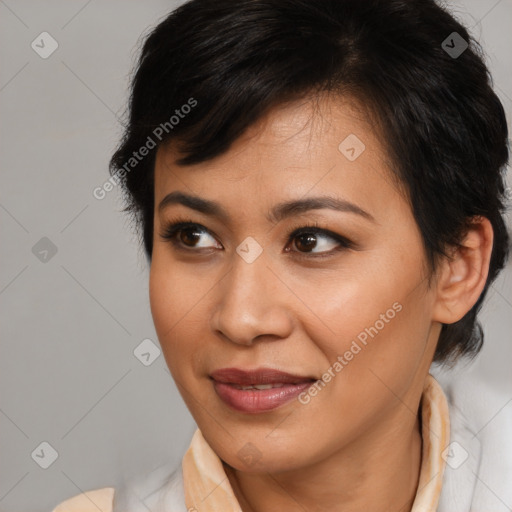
[52,487,115,512]
[433,366,512,512]
[51,462,186,512]
[435,366,512,433]
[112,461,186,511]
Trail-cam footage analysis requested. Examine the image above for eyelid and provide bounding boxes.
[159,219,221,250]
[287,223,353,247]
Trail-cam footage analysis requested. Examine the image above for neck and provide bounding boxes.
[224,397,424,512]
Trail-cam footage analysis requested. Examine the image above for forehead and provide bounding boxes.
[153,94,398,214]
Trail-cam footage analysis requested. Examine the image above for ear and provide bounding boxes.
[432,216,494,324]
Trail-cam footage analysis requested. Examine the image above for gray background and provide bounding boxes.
[0,1,511,510]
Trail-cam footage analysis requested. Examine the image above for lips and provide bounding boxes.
[210,367,317,413]
[210,367,316,385]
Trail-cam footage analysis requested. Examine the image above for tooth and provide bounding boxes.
[253,384,273,390]
[233,383,289,390]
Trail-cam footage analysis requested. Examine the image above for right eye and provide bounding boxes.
[159,220,222,251]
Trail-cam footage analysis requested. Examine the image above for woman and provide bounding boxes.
[53,0,511,510]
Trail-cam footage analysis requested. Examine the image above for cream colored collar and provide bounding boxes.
[182,374,450,512]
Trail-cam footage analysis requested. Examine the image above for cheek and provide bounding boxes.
[149,254,210,329]
[149,261,204,371]
[149,262,175,335]
[286,255,433,391]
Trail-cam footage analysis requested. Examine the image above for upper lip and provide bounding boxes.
[210,367,316,385]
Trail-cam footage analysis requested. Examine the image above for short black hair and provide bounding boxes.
[110,0,509,364]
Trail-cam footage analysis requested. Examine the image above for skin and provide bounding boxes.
[149,94,493,512]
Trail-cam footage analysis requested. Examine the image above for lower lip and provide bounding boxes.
[212,380,314,413]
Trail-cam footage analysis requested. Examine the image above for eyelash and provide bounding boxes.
[158,216,354,259]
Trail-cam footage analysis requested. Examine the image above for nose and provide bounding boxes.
[210,251,294,346]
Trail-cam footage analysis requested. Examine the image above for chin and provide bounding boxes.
[203,427,319,474]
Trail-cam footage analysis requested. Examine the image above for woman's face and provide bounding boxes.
[149,95,440,473]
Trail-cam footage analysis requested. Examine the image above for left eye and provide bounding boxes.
[288,229,343,254]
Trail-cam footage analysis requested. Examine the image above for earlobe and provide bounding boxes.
[432,216,494,324]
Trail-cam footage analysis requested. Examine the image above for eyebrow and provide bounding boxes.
[158,191,375,224]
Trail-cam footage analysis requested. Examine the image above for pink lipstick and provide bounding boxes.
[210,367,316,413]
